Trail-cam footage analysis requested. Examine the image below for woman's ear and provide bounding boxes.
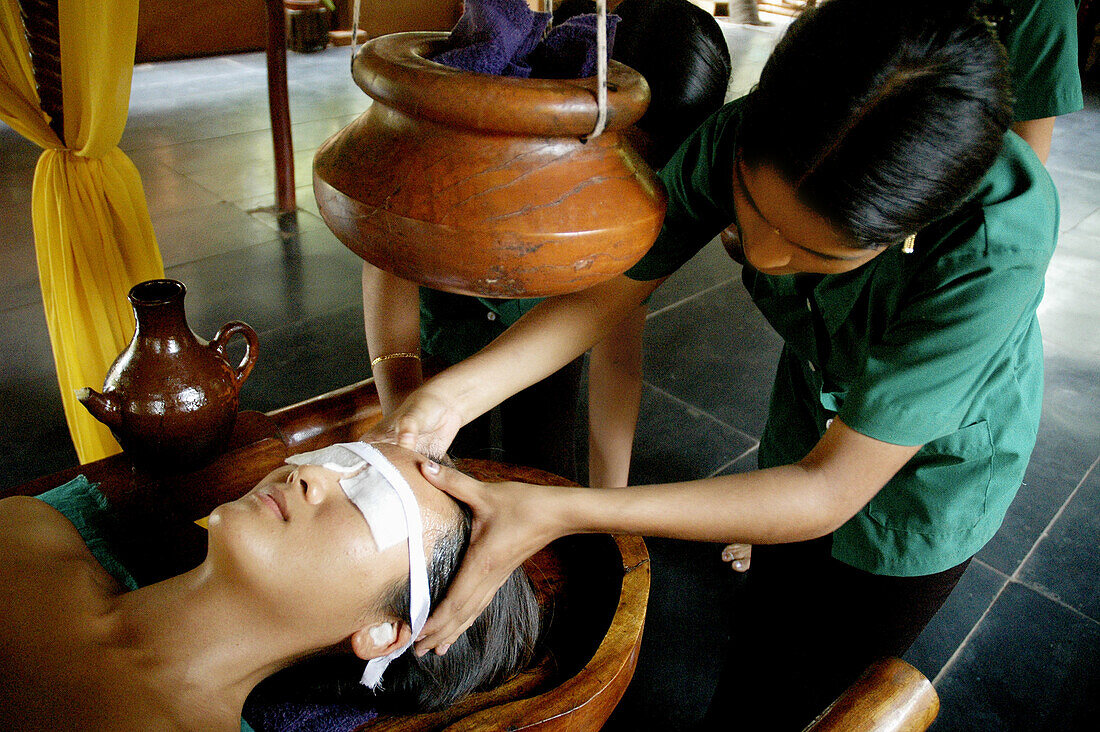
[351,620,413,660]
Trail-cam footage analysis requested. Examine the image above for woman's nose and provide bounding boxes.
[290,466,332,504]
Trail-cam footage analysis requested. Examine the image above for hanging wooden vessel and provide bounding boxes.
[313,32,667,298]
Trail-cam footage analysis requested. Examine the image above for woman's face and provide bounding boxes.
[727,157,888,276]
[207,443,459,642]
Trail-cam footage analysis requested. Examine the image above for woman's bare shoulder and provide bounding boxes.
[0,496,105,579]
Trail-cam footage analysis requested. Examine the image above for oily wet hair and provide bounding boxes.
[376,502,541,712]
[738,0,1013,248]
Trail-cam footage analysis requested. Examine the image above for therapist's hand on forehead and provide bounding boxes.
[411,458,567,656]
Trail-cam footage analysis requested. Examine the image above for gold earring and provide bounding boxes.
[902,234,917,254]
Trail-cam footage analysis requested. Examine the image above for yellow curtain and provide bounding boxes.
[0,0,164,463]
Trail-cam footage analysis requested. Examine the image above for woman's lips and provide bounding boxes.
[258,491,288,520]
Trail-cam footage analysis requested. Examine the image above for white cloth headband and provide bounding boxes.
[285,442,431,688]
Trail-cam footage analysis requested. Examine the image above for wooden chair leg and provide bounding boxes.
[804,658,939,732]
[264,0,296,213]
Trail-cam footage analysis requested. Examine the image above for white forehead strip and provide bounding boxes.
[286,444,366,474]
[335,442,431,690]
[286,445,409,551]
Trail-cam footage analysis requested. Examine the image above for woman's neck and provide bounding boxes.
[107,563,315,727]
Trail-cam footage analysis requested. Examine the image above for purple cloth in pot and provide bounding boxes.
[244,700,379,732]
[529,13,621,79]
[431,0,551,78]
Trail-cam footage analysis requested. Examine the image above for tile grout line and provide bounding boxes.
[1009,453,1099,585]
[643,380,760,445]
[645,277,734,320]
[931,572,1011,686]
[1011,576,1100,628]
[933,454,1100,685]
[706,444,760,479]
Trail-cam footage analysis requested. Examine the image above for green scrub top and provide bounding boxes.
[1002,0,1084,121]
[419,288,542,365]
[625,97,1059,577]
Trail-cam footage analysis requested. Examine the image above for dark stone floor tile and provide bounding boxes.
[1048,167,1100,234]
[1062,209,1100,245]
[164,227,362,339]
[1046,89,1100,178]
[1037,246,1100,361]
[0,124,45,170]
[235,184,326,226]
[643,281,783,438]
[646,238,739,313]
[978,348,1100,574]
[903,560,1008,680]
[629,383,757,486]
[1018,465,1100,622]
[606,535,744,731]
[0,304,77,488]
[721,22,785,98]
[128,154,223,217]
[141,115,356,181]
[237,304,370,413]
[0,218,39,313]
[122,87,277,150]
[152,201,284,268]
[931,582,1100,731]
[173,145,320,204]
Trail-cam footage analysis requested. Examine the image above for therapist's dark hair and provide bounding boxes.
[379,503,541,712]
[738,0,1013,248]
[611,0,732,167]
[554,0,732,168]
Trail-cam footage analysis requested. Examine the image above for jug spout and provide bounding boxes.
[76,387,122,430]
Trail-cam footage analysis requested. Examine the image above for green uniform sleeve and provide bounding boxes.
[624,99,743,281]
[1003,0,1084,121]
[839,134,1059,445]
[839,228,1053,446]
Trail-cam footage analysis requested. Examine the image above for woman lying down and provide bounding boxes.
[0,442,540,731]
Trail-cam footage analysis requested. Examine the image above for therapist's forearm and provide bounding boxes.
[552,465,847,545]
[425,274,661,425]
[545,418,922,544]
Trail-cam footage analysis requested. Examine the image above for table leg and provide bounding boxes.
[265,0,296,213]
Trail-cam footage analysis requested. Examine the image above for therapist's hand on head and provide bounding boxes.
[412,458,564,656]
[362,382,465,459]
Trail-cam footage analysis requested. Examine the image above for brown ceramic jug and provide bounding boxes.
[313,31,667,298]
[77,279,259,473]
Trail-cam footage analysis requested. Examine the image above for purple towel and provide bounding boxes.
[529,13,620,79]
[432,0,551,78]
[245,701,379,732]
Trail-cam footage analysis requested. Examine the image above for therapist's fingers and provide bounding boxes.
[420,460,488,509]
[413,477,560,655]
[395,413,421,451]
[721,543,752,572]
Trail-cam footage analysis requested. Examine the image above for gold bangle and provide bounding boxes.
[371,352,421,367]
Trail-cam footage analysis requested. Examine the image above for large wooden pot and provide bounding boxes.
[313,31,667,298]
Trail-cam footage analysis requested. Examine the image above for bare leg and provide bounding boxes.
[587,305,646,487]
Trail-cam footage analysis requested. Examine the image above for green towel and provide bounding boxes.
[35,475,139,592]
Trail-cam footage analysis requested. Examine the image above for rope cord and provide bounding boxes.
[588,0,609,140]
[351,0,362,63]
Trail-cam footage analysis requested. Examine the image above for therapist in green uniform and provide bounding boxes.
[1002,0,1085,162]
[368,0,1059,726]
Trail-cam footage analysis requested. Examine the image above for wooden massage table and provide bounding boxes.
[6,378,940,730]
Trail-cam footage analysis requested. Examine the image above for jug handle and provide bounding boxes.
[210,321,259,387]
